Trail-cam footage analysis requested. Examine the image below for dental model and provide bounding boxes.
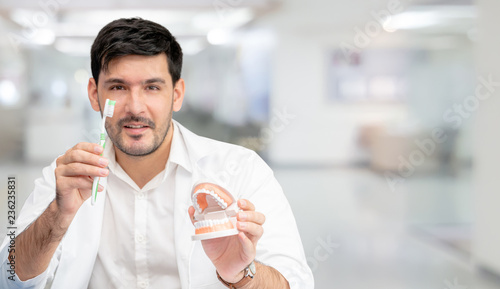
[191,183,239,241]
[91,99,116,206]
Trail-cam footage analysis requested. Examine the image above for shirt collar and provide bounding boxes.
[168,120,193,173]
[172,119,223,174]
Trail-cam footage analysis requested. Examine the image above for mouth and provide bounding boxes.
[191,183,238,236]
[123,123,150,135]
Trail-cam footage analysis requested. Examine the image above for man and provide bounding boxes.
[0,18,313,289]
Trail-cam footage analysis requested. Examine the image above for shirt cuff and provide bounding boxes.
[4,269,49,289]
[0,244,50,289]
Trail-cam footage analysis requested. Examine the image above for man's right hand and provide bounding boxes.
[11,142,110,281]
[54,142,109,220]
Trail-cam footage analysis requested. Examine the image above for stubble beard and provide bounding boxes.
[104,105,173,157]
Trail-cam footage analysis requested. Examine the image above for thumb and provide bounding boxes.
[188,206,196,225]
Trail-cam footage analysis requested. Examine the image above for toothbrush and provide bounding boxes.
[91,99,116,206]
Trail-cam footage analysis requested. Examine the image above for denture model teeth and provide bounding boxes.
[194,218,235,234]
[191,182,239,241]
[192,188,229,213]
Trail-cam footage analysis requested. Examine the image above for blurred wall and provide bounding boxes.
[252,0,406,166]
[473,0,500,275]
[255,0,475,167]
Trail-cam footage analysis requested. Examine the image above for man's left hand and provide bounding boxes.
[188,199,265,283]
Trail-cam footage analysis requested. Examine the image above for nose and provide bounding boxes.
[124,88,146,116]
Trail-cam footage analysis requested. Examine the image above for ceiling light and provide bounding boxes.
[32,28,56,45]
[207,29,232,45]
[0,80,20,107]
[384,11,441,31]
[383,6,476,32]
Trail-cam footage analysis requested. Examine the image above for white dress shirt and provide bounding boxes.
[0,120,314,289]
[89,125,182,289]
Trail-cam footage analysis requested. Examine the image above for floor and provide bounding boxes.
[2,162,500,289]
[273,166,499,289]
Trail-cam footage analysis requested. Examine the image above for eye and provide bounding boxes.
[146,85,160,91]
[110,85,125,90]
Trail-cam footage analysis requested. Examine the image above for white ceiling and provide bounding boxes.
[0,0,278,10]
[0,0,281,55]
[0,0,476,55]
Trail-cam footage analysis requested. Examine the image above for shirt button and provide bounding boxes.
[138,280,149,288]
[136,193,145,200]
[135,233,145,243]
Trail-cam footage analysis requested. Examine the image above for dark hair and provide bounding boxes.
[90,17,183,85]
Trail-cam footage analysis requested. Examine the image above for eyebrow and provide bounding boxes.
[103,78,127,86]
[103,78,166,86]
[143,78,166,85]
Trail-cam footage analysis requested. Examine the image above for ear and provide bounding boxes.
[173,78,185,112]
[88,78,101,112]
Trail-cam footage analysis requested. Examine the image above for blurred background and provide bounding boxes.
[1,0,500,288]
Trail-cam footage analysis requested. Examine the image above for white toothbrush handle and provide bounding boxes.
[91,177,100,206]
[91,134,107,206]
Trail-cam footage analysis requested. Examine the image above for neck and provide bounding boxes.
[114,122,174,189]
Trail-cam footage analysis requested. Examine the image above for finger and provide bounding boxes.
[238,199,255,211]
[80,188,92,201]
[237,232,256,260]
[188,206,196,225]
[59,149,109,169]
[55,162,109,178]
[72,142,105,155]
[78,179,105,201]
[57,143,104,165]
[237,211,266,226]
[237,221,264,243]
[57,175,104,194]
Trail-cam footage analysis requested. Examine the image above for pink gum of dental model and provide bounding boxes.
[191,182,239,241]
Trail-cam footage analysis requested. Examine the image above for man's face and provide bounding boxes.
[88,54,184,157]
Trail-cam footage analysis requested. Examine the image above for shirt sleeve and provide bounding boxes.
[0,244,53,289]
[0,160,62,288]
[236,151,315,289]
